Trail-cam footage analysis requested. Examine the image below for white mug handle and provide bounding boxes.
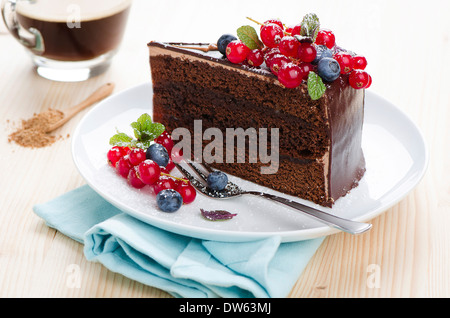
[1,0,44,54]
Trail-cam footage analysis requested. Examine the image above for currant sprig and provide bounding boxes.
[217,13,372,99]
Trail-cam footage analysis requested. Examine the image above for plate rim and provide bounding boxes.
[71,82,429,242]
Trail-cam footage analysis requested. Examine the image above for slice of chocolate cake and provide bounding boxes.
[148,39,366,207]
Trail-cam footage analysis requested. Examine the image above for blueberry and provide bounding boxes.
[217,34,237,55]
[156,189,183,213]
[207,171,228,191]
[312,45,333,65]
[317,57,341,82]
[146,143,169,167]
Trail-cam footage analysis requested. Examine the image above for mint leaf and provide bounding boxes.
[300,13,320,42]
[143,122,165,142]
[109,132,133,147]
[109,113,165,149]
[130,113,153,140]
[237,25,263,50]
[130,113,165,142]
[307,72,326,100]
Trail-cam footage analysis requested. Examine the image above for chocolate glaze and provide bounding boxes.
[325,74,366,202]
[148,41,365,206]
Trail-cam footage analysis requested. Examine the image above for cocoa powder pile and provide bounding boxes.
[8,108,65,148]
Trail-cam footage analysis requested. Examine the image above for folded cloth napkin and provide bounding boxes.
[33,185,324,298]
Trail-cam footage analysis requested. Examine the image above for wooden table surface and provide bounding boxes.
[1,0,449,298]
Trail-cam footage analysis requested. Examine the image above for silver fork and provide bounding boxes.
[174,161,372,235]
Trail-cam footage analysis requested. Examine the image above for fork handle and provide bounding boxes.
[243,191,372,235]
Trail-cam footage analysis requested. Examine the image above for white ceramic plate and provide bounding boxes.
[72,83,428,242]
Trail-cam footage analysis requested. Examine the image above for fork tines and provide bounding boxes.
[174,161,242,198]
[173,161,211,186]
[186,161,212,183]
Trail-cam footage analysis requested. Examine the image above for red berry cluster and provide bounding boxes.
[335,52,371,89]
[225,18,371,90]
[107,131,197,205]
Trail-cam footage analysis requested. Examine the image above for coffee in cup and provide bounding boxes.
[2,0,132,81]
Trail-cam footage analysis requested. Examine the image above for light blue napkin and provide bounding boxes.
[33,185,324,298]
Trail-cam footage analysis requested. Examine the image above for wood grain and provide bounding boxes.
[1,0,449,298]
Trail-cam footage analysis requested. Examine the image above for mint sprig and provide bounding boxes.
[109,113,165,149]
[130,113,165,142]
[300,13,320,42]
[237,25,263,50]
[307,72,326,100]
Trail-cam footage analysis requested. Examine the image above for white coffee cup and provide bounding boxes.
[1,0,132,81]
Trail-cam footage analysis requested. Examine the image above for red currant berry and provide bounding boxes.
[263,48,280,65]
[107,146,125,167]
[298,62,314,80]
[154,131,174,154]
[173,178,190,189]
[123,147,131,154]
[261,19,284,31]
[128,166,146,189]
[352,55,367,70]
[269,54,290,76]
[260,23,284,48]
[298,42,317,63]
[315,29,335,49]
[115,155,133,178]
[334,52,353,74]
[128,148,147,166]
[365,74,372,88]
[176,182,197,204]
[290,24,301,36]
[153,176,176,195]
[279,36,300,58]
[137,159,161,185]
[160,157,175,173]
[349,70,370,89]
[226,40,250,64]
[278,63,305,88]
[118,146,130,157]
[247,49,264,67]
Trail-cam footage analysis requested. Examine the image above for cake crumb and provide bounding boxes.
[8,109,65,148]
